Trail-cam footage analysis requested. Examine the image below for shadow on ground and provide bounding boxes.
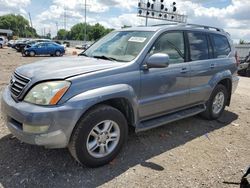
[0,110,238,187]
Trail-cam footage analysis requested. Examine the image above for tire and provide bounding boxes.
[55,50,61,56]
[246,68,250,77]
[238,69,246,76]
[68,105,128,167]
[23,50,29,57]
[29,51,35,57]
[0,44,2,48]
[200,84,228,120]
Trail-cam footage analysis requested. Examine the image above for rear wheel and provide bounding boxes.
[55,50,61,56]
[68,105,128,167]
[201,84,228,120]
[0,44,2,48]
[29,50,35,57]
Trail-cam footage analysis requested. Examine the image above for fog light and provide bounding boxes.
[23,124,49,134]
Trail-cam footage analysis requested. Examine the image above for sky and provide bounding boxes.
[0,0,250,43]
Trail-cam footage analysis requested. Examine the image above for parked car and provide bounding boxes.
[23,42,65,57]
[238,52,250,76]
[12,39,30,52]
[7,40,16,47]
[63,41,70,47]
[17,39,51,53]
[0,36,5,48]
[1,23,239,167]
[75,43,90,50]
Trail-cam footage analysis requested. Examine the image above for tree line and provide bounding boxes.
[0,14,113,41]
[0,14,38,38]
[56,23,114,41]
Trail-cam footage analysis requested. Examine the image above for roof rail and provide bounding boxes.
[178,23,224,32]
[151,23,179,27]
[150,23,224,32]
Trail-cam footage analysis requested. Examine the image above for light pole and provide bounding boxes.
[84,0,87,43]
[145,0,149,26]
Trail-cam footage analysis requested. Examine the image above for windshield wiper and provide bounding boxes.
[78,53,89,57]
[92,55,118,61]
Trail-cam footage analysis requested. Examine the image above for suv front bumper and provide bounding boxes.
[1,87,83,148]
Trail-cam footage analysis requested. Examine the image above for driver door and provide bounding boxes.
[139,31,190,120]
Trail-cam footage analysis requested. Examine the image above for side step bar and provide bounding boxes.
[136,104,206,132]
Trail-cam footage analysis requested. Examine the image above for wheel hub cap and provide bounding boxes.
[212,91,225,114]
[86,120,120,158]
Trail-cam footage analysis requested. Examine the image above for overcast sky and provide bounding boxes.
[0,0,249,43]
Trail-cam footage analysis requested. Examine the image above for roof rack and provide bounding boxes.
[151,23,224,32]
[178,23,224,32]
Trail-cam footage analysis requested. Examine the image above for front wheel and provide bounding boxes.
[68,105,128,167]
[201,84,228,120]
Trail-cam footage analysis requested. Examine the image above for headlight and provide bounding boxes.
[24,81,70,105]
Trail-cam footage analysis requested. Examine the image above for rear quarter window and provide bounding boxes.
[210,34,231,58]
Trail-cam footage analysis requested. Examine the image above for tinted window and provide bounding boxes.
[48,43,56,47]
[188,32,209,61]
[211,34,230,58]
[150,32,185,64]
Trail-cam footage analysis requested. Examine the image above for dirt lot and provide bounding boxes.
[0,47,249,188]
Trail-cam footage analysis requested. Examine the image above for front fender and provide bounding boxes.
[67,84,139,125]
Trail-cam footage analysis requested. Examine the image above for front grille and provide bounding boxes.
[10,72,30,98]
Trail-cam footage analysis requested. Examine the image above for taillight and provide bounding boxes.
[235,51,240,67]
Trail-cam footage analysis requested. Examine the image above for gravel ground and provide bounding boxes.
[0,47,249,188]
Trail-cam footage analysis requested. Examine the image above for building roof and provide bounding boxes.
[0,29,13,34]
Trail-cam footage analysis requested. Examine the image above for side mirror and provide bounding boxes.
[145,53,169,69]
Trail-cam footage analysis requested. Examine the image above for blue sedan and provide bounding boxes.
[23,42,65,57]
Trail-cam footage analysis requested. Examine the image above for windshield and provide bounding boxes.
[83,31,154,62]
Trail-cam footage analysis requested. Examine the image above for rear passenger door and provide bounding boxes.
[187,31,231,105]
[47,43,55,54]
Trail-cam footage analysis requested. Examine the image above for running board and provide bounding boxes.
[136,104,206,132]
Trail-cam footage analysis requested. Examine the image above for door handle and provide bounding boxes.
[210,64,215,69]
[180,67,188,73]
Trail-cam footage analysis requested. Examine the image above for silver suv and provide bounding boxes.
[1,23,239,167]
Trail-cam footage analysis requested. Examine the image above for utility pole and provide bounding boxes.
[145,0,149,26]
[64,6,66,30]
[55,22,59,39]
[84,0,87,42]
[28,12,33,28]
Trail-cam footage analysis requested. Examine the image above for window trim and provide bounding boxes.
[146,30,187,64]
[186,31,210,62]
[209,33,231,59]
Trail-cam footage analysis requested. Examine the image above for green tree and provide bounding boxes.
[0,14,38,37]
[57,22,113,41]
[57,29,69,40]
[91,23,106,40]
[239,39,246,44]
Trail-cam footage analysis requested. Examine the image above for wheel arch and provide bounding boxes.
[214,78,232,106]
[66,84,139,144]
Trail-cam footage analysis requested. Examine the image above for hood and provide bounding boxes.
[16,56,124,80]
